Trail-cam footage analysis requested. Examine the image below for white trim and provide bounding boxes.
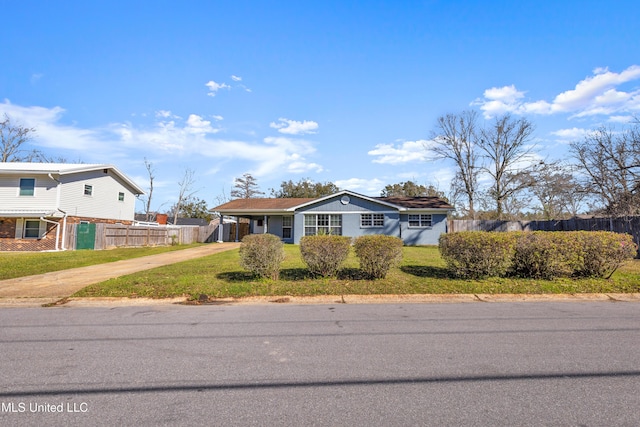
[291,190,401,211]
[299,210,397,215]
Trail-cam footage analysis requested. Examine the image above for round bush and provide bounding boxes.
[300,235,351,277]
[239,233,285,280]
[353,235,403,279]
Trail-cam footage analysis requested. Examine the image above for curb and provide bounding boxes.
[1,293,639,307]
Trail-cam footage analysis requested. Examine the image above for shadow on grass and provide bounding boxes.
[401,265,450,279]
[218,268,370,282]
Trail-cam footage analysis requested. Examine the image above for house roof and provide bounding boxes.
[0,162,145,195]
[213,191,454,214]
[0,209,58,218]
[213,197,316,212]
[376,196,454,210]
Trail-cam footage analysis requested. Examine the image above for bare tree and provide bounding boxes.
[570,124,640,216]
[0,113,39,162]
[141,158,156,221]
[173,168,197,224]
[477,114,537,220]
[521,162,585,219]
[431,110,480,218]
[231,173,264,199]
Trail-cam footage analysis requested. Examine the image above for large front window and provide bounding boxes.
[304,214,342,236]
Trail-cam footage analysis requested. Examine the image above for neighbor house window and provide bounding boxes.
[361,213,384,228]
[84,184,93,196]
[408,214,432,228]
[19,178,35,196]
[282,216,292,239]
[304,214,342,236]
[23,220,41,239]
[118,192,125,201]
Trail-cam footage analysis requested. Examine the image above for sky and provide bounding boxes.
[1,0,639,214]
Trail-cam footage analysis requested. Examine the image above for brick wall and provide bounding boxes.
[0,218,58,251]
[0,216,133,252]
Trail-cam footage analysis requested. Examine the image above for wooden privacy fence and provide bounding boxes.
[449,217,640,245]
[65,223,221,250]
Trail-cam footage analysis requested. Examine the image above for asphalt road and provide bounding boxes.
[1,302,639,426]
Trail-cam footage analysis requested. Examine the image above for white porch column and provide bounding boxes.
[264,215,268,233]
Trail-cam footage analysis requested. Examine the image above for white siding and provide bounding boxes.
[59,170,137,221]
[0,174,58,210]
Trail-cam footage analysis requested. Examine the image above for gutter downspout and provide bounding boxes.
[40,217,61,251]
[48,173,68,251]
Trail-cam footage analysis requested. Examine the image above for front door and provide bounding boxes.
[254,218,265,234]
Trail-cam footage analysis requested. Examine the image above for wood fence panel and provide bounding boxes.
[450,217,640,246]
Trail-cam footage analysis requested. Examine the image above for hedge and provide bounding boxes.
[439,231,636,279]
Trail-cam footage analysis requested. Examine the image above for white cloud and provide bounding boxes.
[205,80,230,97]
[334,178,385,195]
[212,115,224,121]
[550,127,591,141]
[473,65,640,119]
[231,75,242,81]
[185,114,217,134]
[155,110,181,119]
[269,118,319,135]
[368,140,431,164]
[608,115,634,123]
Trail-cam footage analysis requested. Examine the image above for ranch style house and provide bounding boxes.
[213,190,454,245]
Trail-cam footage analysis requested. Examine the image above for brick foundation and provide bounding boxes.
[0,216,133,251]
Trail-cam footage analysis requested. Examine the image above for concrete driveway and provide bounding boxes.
[0,243,240,301]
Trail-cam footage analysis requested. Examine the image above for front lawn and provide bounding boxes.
[73,245,640,299]
[0,244,204,280]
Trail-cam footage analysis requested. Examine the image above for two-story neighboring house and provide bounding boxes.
[0,163,144,251]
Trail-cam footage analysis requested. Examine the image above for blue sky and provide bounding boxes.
[2,1,639,213]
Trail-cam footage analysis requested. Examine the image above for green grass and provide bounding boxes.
[73,245,640,299]
[0,244,204,280]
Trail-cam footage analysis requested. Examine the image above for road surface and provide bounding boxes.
[1,301,639,426]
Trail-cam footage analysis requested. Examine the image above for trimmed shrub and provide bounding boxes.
[512,232,578,279]
[353,235,403,279]
[300,235,351,277]
[438,232,517,279]
[440,230,636,280]
[573,231,637,278]
[239,233,285,280]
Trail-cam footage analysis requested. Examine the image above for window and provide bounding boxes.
[19,178,35,196]
[24,220,41,238]
[304,214,342,236]
[361,213,384,228]
[408,214,432,228]
[118,192,125,201]
[84,185,93,196]
[282,216,292,239]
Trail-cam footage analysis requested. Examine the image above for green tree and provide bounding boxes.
[381,181,446,199]
[168,196,213,221]
[270,178,339,198]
